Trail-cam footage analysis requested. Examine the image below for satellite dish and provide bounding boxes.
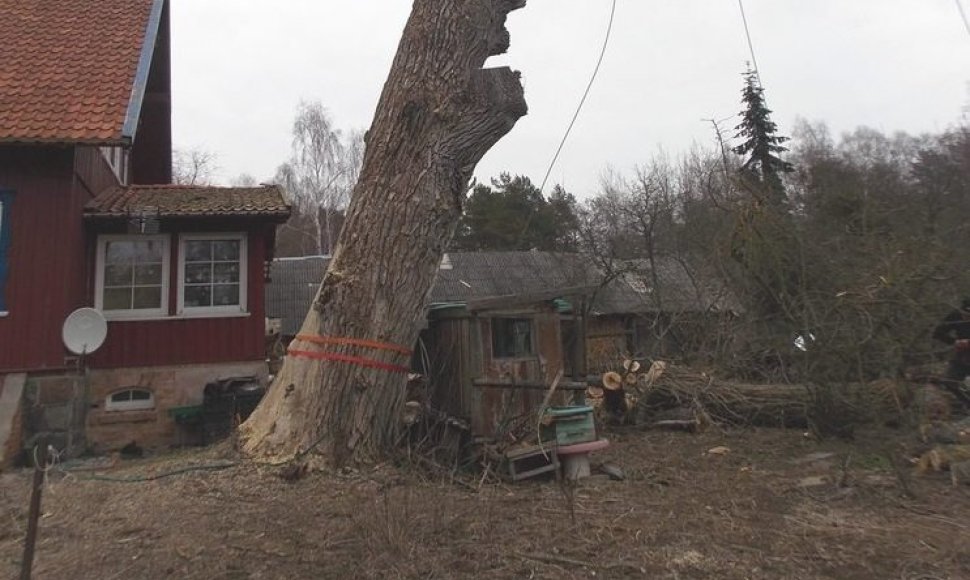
[62,308,108,355]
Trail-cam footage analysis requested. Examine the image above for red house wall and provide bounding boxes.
[0,146,88,372]
[0,145,270,373]
[75,145,121,197]
[87,224,269,369]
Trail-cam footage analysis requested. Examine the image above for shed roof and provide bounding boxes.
[431,251,599,304]
[84,184,291,219]
[429,252,733,315]
[0,0,164,143]
[265,251,735,337]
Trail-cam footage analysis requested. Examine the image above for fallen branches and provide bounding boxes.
[636,365,809,427]
[635,363,913,429]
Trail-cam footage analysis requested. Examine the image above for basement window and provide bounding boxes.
[105,389,155,412]
[492,317,534,358]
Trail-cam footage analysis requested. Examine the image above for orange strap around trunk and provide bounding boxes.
[295,334,413,356]
[286,349,411,374]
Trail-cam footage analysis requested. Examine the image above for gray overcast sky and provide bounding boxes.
[171,1,970,196]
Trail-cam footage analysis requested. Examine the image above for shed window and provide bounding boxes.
[492,317,534,358]
[95,235,170,319]
[178,233,248,316]
[0,191,12,314]
[105,389,155,412]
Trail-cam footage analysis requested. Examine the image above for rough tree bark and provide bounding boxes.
[240,0,528,464]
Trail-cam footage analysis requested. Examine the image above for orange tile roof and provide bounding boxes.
[0,0,162,143]
[85,185,292,220]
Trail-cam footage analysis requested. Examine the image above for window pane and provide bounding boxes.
[212,240,240,261]
[212,284,240,306]
[133,240,164,262]
[105,241,136,264]
[100,237,168,314]
[110,391,131,402]
[213,263,239,283]
[130,390,151,401]
[184,285,211,307]
[513,320,533,355]
[132,286,162,309]
[492,318,533,358]
[184,240,212,262]
[103,288,132,310]
[134,264,162,285]
[180,236,245,312]
[104,264,133,286]
[185,263,211,284]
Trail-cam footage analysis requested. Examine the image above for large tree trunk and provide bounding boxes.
[240,0,528,465]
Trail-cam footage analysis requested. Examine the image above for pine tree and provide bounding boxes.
[453,174,579,251]
[732,68,794,205]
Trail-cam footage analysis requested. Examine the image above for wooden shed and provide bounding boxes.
[419,287,592,438]
[267,254,596,439]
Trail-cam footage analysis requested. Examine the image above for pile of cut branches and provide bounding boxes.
[634,363,914,430]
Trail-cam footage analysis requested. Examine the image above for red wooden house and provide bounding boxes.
[0,0,289,457]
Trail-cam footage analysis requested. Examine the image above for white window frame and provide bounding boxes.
[105,388,155,412]
[95,234,170,320]
[177,232,248,317]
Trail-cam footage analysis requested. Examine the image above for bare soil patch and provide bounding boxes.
[1,427,968,579]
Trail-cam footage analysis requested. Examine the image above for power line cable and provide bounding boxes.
[737,0,762,86]
[538,0,617,193]
[956,0,970,39]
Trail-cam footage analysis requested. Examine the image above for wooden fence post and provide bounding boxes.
[21,439,47,580]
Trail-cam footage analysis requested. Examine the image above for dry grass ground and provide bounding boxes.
[1,427,968,579]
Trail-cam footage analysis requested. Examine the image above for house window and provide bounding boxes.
[105,388,154,411]
[95,235,169,319]
[0,191,12,314]
[178,233,247,315]
[492,317,534,358]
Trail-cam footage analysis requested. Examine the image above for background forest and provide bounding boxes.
[177,72,970,400]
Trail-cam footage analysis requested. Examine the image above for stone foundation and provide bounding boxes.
[25,361,267,455]
[86,361,267,453]
[23,373,86,458]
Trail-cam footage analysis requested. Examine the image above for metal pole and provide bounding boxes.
[573,297,589,405]
[21,438,48,580]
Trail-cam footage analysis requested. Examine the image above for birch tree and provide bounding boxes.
[279,102,363,255]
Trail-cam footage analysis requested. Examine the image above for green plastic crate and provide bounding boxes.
[168,405,203,424]
[540,406,596,446]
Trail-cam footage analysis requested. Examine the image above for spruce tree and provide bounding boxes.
[732,68,794,205]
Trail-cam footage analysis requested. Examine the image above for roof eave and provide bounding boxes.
[83,210,291,221]
[0,136,130,146]
[464,284,599,312]
[121,0,166,141]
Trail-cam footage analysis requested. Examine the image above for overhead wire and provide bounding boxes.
[538,0,618,193]
[737,0,762,86]
[956,0,970,40]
